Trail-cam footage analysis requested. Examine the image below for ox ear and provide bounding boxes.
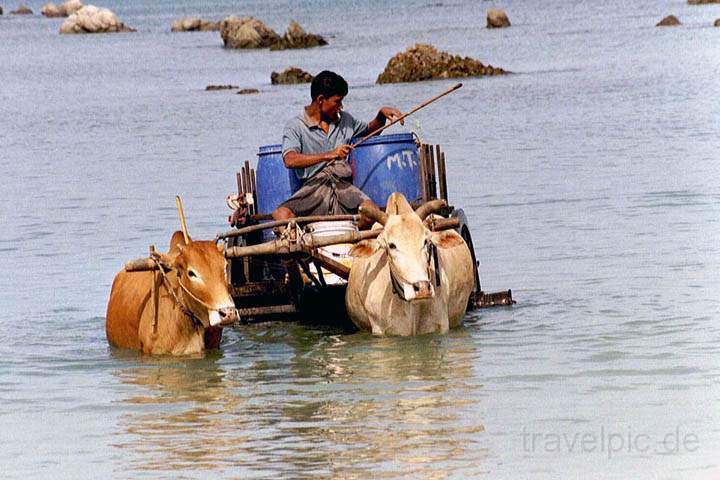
[349,239,380,258]
[169,230,190,250]
[430,229,465,249]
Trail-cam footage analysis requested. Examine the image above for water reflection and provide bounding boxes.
[111,351,249,475]
[111,325,487,478]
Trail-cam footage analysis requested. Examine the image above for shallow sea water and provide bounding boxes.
[1,0,719,478]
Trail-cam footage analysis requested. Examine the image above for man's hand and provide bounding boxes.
[330,144,353,160]
[377,106,404,126]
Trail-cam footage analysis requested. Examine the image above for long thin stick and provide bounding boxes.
[175,195,190,244]
[353,83,463,148]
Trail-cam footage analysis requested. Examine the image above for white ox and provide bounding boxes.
[346,193,475,335]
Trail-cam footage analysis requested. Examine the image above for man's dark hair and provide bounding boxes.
[311,71,348,101]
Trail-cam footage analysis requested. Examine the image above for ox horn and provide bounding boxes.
[175,195,191,244]
[415,199,447,220]
[359,204,389,225]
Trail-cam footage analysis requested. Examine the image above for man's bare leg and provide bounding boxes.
[272,206,295,222]
[358,199,381,230]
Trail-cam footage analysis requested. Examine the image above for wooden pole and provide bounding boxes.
[419,144,428,202]
[225,229,380,258]
[217,214,358,240]
[427,145,437,200]
[250,167,257,215]
[438,149,448,202]
[175,195,190,244]
[353,83,463,148]
[224,216,460,259]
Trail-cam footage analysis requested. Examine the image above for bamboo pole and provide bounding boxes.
[217,214,358,240]
[225,229,380,258]
[224,215,460,259]
[353,83,463,148]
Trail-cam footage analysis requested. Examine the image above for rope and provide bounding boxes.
[150,256,204,329]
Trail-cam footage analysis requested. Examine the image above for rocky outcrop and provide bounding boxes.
[42,0,82,17]
[487,9,510,28]
[688,0,720,4]
[171,17,219,32]
[270,20,327,50]
[59,5,136,33]
[656,15,681,26]
[376,44,506,84]
[219,16,280,48]
[715,18,720,26]
[238,88,259,95]
[271,67,313,85]
[11,6,33,14]
[206,85,238,91]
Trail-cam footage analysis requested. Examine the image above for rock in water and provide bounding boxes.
[42,3,63,17]
[715,18,720,26]
[487,9,511,28]
[171,17,219,32]
[656,15,681,26]
[59,5,136,33]
[0,6,4,15]
[206,85,238,91]
[271,20,328,50]
[237,88,260,95]
[220,16,280,48]
[377,43,507,84]
[271,67,314,85]
[11,6,33,14]
[688,0,720,4]
[42,0,83,17]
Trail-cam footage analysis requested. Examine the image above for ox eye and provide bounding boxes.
[388,242,397,250]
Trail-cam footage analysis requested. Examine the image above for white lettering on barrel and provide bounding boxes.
[386,150,418,170]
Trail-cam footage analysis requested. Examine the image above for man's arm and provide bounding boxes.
[366,106,403,136]
[283,144,354,168]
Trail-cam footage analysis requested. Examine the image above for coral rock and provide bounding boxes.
[376,43,507,84]
[487,9,511,28]
[59,5,136,34]
[271,67,314,85]
[270,20,328,50]
[171,17,219,32]
[220,16,280,49]
[206,85,238,91]
[11,6,33,14]
[42,0,82,17]
[656,15,681,26]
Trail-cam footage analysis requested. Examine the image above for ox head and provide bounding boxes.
[350,193,465,302]
[161,232,238,328]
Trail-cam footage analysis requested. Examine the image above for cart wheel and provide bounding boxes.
[451,208,482,310]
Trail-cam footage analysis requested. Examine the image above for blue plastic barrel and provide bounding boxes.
[255,144,301,215]
[350,133,422,206]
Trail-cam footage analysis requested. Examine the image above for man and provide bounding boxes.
[272,70,402,228]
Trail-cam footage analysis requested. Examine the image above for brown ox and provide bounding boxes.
[106,231,238,355]
[346,193,475,335]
